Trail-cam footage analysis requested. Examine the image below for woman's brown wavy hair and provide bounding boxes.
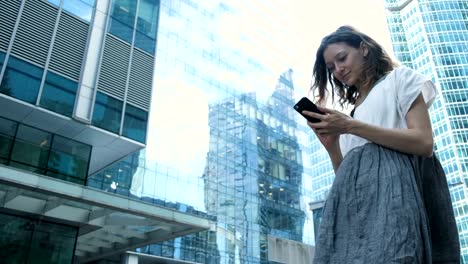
[311,26,397,107]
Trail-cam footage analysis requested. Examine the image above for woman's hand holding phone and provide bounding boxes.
[293,97,326,123]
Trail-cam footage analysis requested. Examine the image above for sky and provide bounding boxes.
[287,0,396,94]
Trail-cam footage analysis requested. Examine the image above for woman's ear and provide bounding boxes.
[360,42,369,57]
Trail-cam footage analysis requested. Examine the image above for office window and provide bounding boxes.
[122,104,148,143]
[40,71,78,117]
[92,91,123,134]
[0,117,92,185]
[10,125,52,174]
[135,0,159,54]
[47,135,91,185]
[108,0,138,43]
[0,51,4,70]
[63,0,95,22]
[26,221,77,264]
[0,117,17,164]
[0,214,31,263]
[0,213,77,264]
[47,0,60,6]
[0,56,43,104]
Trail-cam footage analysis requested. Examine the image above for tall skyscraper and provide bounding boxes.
[0,1,210,263]
[383,0,468,261]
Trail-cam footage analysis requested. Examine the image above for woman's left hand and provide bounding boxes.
[303,106,354,135]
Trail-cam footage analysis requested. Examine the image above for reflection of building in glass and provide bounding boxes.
[0,1,210,263]
[200,70,309,263]
[74,0,319,263]
[383,0,468,261]
[132,69,314,263]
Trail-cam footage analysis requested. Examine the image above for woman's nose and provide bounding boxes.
[333,64,344,75]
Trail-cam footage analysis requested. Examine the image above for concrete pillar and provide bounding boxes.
[73,0,110,122]
[121,253,139,264]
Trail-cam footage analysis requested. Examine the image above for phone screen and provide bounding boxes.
[293,97,325,123]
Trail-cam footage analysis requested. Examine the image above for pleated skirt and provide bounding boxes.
[313,143,460,264]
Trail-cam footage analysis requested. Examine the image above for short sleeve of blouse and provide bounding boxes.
[395,66,437,117]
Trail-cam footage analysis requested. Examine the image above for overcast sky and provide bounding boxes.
[288,0,395,92]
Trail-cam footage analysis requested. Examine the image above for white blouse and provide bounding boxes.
[339,66,437,157]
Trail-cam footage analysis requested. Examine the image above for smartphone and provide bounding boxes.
[293,97,325,123]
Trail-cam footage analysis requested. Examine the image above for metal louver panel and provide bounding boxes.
[97,35,130,100]
[49,12,89,81]
[0,0,21,51]
[11,0,57,66]
[128,49,154,110]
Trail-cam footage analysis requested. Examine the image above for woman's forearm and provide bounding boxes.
[326,144,343,173]
[348,120,433,157]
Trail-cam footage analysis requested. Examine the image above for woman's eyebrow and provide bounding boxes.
[334,51,346,58]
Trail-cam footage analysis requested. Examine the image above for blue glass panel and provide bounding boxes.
[47,135,91,185]
[0,51,5,69]
[0,56,43,104]
[123,104,148,143]
[63,0,95,22]
[92,92,123,134]
[135,0,159,54]
[10,124,52,173]
[47,0,61,7]
[0,117,17,162]
[0,214,77,264]
[0,214,32,263]
[135,31,156,54]
[27,221,77,264]
[109,18,134,43]
[108,0,138,43]
[40,71,78,117]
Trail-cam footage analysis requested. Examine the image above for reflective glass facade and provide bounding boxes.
[0,1,92,117]
[91,0,159,143]
[384,0,468,261]
[0,213,78,264]
[0,55,43,104]
[92,91,123,134]
[0,0,155,144]
[0,116,91,185]
[88,0,319,263]
[107,0,161,54]
[40,71,78,117]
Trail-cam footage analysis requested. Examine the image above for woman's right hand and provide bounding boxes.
[303,108,344,171]
[310,127,341,152]
[309,125,343,172]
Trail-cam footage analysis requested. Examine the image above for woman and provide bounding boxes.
[303,26,460,263]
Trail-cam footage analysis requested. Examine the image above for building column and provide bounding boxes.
[121,253,138,264]
[73,0,110,123]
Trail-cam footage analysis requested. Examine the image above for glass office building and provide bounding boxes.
[384,0,468,261]
[88,0,322,263]
[0,1,211,263]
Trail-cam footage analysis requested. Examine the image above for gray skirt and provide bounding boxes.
[313,143,460,264]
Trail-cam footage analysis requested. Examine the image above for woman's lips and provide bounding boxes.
[343,73,350,83]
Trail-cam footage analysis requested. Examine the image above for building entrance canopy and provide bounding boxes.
[0,165,211,263]
[0,94,144,174]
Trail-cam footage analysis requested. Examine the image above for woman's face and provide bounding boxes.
[323,42,368,87]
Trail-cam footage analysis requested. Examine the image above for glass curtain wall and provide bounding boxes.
[92,0,159,143]
[0,116,91,185]
[384,0,468,260]
[0,213,78,264]
[88,1,317,263]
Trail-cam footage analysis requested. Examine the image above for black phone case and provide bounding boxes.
[293,97,324,123]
